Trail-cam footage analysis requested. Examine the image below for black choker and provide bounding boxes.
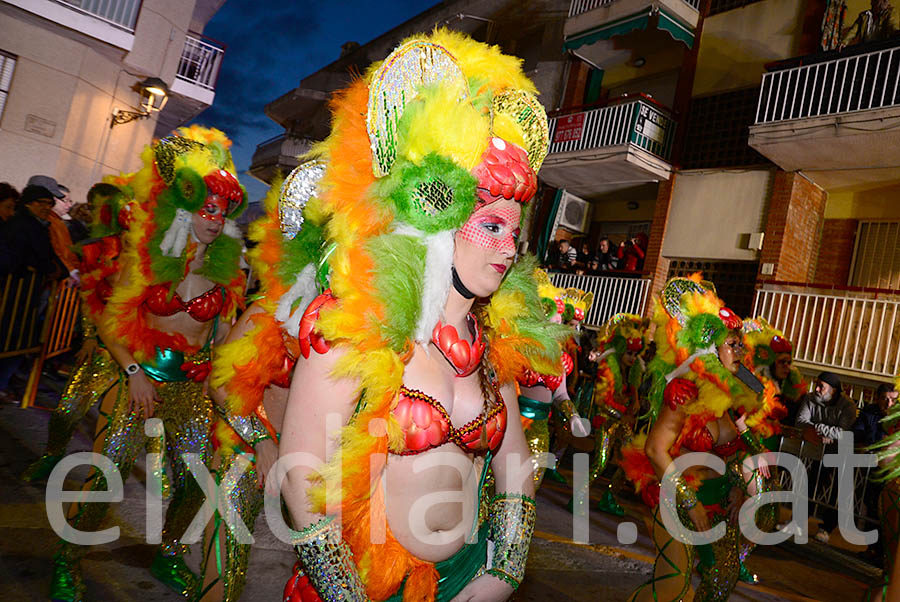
[452,267,476,299]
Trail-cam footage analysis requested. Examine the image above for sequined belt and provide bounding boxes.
[517,395,551,421]
[385,522,489,602]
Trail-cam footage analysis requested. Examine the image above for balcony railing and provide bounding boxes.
[568,0,700,18]
[175,33,224,91]
[54,0,141,31]
[547,98,676,161]
[755,44,900,124]
[252,134,310,166]
[752,282,900,379]
[549,272,651,327]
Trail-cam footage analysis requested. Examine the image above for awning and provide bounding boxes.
[564,7,694,50]
[657,9,694,48]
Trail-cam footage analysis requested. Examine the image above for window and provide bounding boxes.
[708,0,765,17]
[667,259,759,317]
[0,51,15,124]
[850,221,900,289]
[682,87,770,169]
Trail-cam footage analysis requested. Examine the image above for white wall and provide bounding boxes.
[662,169,773,260]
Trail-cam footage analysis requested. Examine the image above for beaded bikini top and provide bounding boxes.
[391,385,507,456]
[143,283,224,322]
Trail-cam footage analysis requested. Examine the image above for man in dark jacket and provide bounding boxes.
[853,383,898,447]
[0,185,64,277]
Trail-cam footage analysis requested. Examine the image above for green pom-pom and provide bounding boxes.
[680,313,727,351]
[540,297,556,317]
[377,154,477,233]
[171,167,206,212]
[562,302,575,323]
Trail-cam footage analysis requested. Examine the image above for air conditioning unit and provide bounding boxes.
[556,191,591,233]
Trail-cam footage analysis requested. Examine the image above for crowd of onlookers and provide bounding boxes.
[544,232,648,275]
[0,176,90,284]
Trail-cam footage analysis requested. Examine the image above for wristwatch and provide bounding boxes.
[125,363,141,376]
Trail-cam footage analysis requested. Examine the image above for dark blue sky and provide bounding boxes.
[193,0,434,200]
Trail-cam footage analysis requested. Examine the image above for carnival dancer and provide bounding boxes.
[517,270,590,489]
[867,376,900,602]
[50,126,246,602]
[195,161,326,602]
[23,183,132,482]
[621,275,784,602]
[279,31,564,602]
[576,313,648,517]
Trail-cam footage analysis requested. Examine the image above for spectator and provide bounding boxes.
[842,0,897,47]
[617,237,645,271]
[854,383,898,447]
[596,236,618,271]
[558,239,577,270]
[67,202,92,244]
[585,256,601,275]
[577,240,592,266]
[0,185,64,277]
[34,176,80,285]
[0,182,17,222]
[795,371,859,543]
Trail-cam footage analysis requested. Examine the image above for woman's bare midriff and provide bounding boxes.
[381,344,489,562]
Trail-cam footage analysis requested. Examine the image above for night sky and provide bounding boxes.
[191,0,435,201]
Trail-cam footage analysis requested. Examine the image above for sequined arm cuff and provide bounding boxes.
[214,405,272,448]
[291,516,369,601]
[740,428,768,455]
[81,313,98,339]
[673,475,699,511]
[557,398,578,422]
[488,493,536,589]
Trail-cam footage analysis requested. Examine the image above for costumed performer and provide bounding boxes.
[621,275,784,602]
[743,317,805,426]
[196,160,327,602]
[576,312,648,517]
[516,269,590,490]
[866,376,900,602]
[23,183,133,482]
[279,31,564,602]
[50,126,246,602]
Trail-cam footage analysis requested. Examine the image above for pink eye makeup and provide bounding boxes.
[458,203,520,253]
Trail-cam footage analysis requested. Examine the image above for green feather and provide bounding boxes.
[367,233,426,351]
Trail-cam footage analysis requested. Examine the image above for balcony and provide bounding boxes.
[539,97,676,197]
[548,272,651,328]
[749,39,900,190]
[248,134,312,184]
[753,281,900,380]
[565,0,699,66]
[154,33,224,137]
[8,0,140,49]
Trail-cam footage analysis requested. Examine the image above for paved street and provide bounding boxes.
[0,372,881,601]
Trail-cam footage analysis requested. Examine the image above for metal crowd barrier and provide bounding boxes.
[0,272,81,409]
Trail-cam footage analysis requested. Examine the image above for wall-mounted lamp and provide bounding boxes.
[633,57,646,68]
[111,77,169,128]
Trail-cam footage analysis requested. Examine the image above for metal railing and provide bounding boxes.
[568,0,700,18]
[55,0,141,31]
[251,134,310,166]
[753,283,900,379]
[175,33,225,91]
[549,272,651,327]
[547,99,676,161]
[0,270,43,358]
[755,44,900,124]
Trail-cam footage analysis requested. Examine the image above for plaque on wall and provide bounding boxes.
[25,114,56,137]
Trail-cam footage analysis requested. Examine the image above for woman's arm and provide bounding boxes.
[645,404,710,531]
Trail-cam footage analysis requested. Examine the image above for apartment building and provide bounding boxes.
[0,0,227,203]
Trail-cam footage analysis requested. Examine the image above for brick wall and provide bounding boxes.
[814,218,858,285]
[642,175,676,316]
[759,171,827,282]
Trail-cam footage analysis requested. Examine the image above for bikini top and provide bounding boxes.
[681,423,746,458]
[516,352,573,391]
[391,386,507,456]
[143,283,224,322]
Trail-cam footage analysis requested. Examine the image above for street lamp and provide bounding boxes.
[111,77,169,128]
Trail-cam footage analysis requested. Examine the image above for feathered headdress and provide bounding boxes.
[742,316,805,404]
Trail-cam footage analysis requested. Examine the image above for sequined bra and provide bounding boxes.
[143,283,224,322]
[391,386,507,456]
